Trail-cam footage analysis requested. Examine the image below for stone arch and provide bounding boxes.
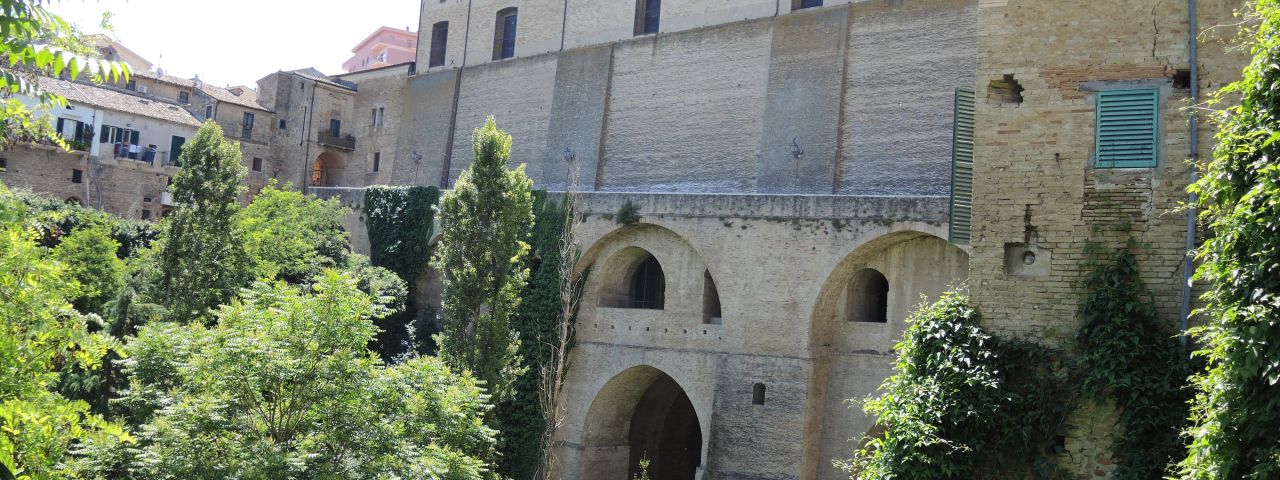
[808,231,969,351]
[599,247,666,309]
[64,196,82,206]
[804,230,969,478]
[311,151,345,187]
[581,365,703,480]
[579,223,720,321]
[702,269,722,324]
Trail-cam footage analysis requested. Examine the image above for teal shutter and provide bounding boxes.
[1095,88,1159,168]
[950,87,975,246]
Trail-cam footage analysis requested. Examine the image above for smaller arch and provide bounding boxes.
[600,247,666,310]
[752,383,766,405]
[64,196,82,206]
[702,270,722,324]
[848,268,889,323]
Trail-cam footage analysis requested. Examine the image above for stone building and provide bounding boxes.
[297,0,1245,479]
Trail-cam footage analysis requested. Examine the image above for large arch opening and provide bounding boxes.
[311,151,345,187]
[581,366,703,480]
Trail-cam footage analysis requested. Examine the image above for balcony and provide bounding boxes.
[317,130,356,151]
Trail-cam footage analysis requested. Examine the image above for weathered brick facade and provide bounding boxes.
[968,0,1249,476]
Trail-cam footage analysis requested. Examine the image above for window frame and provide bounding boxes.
[792,0,822,11]
[634,0,661,36]
[1094,88,1160,169]
[429,21,449,68]
[493,7,518,61]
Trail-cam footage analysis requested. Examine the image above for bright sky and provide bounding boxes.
[50,0,421,88]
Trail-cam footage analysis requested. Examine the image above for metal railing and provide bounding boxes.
[317,130,356,151]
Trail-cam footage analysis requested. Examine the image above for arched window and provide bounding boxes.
[634,0,660,35]
[702,270,722,324]
[628,254,665,309]
[493,7,518,60]
[752,383,766,405]
[849,268,889,323]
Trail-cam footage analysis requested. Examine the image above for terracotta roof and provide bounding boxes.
[40,78,202,128]
[201,83,271,112]
[131,69,195,88]
[289,68,357,91]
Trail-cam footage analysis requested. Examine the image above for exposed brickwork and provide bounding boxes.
[969,0,1249,476]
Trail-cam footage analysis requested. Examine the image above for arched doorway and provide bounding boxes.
[581,366,703,480]
[311,151,344,187]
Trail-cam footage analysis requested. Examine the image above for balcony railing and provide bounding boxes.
[317,130,356,151]
[109,144,178,167]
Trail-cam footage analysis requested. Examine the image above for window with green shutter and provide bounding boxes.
[950,87,975,246]
[1095,88,1159,168]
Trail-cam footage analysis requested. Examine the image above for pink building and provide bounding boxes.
[342,26,418,73]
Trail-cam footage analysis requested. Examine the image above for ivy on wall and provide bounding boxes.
[364,185,440,359]
[496,191,573,480]
[1180,2,1280,477]
[1075,244,1190,479]
[845,292,1072,480]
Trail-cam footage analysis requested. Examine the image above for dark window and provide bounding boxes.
[252,157,263,172]
[56,118,64,137]
[170,135,186,166]
[178,91,189,104]
[141,209,151,220]
[329,119,341,136]
[379,107,384,127]
[372,152,380,172]
[0,157,7,169]
[71,169,83,183]
[493,8,518,60]
[371,108,378,126]
[205,104,213,119]
[279,119,287,129]
[752,383,766,405]
[628,254,665,309]
[792,0,822,10]
[241,113,254,140]
[849,268,889,323]
[635,0,660,35]
[429,21,449,68]
[125,80,136,91]
[703,270,722,324]
[99,124,111,143]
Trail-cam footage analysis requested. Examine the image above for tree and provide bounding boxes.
[153,121,250,323]
[0,0,125,148]
[434,117,534,404]
[236,181,349,283]
[0,181,129,479]
[1180,2,1280,478]
[50,224,124,315]
[73,273,499,479]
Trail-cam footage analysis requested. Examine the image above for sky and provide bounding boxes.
[50,0,421,88]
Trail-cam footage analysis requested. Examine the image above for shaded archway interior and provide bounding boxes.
[311,151,345,187]
[580,365,703,480]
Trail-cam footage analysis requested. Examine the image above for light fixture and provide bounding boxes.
[563,147,576,164]
[789,138,804,159]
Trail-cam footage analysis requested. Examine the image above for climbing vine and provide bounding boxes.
[846,292,1072,480]
[496,191,575,480]
[364,185,440,358]
[1075,243,1190,480]
[1180,2,1280,477]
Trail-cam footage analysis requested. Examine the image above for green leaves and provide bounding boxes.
[845,292,1071,480]
[1181,3,1280,478]
[74,273,499,479]
[435,117,534,405]
[1076,246,1191,480]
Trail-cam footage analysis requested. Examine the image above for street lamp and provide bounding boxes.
[789,138,804,193]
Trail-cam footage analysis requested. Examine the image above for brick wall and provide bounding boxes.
[968,0,1248,475]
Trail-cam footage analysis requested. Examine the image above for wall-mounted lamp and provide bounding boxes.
[563,147,576,164]
[789,138,804,159]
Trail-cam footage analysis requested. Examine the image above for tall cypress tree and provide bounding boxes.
[434,117,533,403]
[154,121,250,324]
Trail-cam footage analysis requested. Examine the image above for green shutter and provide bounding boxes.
[950,87,975,246]
[1095,88,1159,168]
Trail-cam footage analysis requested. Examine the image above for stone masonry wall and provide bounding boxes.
[968,0,1248,476]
